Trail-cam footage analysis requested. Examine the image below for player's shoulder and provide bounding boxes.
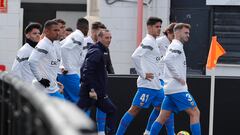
[169,40,182,49]
[34,38,52,54]
[72,30,84,40]
[17,43,34,57]
[157,35,169,45]
[141,37,155,52]
[142,35,155,45]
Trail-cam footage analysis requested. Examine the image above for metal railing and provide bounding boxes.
[0,72,96,135]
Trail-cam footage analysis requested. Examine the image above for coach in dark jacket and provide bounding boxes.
[78,29,117,135]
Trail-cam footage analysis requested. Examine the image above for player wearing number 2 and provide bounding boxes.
[116,17,174,135]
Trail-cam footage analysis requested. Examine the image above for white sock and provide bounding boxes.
[143,130,150,135]
[98,131,105,135]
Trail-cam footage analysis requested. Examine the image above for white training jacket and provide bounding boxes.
[132,34,162,90]
[82,36,94,59]
[156,35,170,80]
[162,39,188,94]
[60,29,85,75]
[28,37,59,93]
[53,40,63,74]
[11,43,35,83]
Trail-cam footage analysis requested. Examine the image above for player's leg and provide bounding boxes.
[186,107,201,135]
[96,108,106,135]
[165,113,175,135]
[143,108,160,135]
[96,97,117,135]
[149,95,175,135]
[150,110,172,135]
[116,88,154,135]
[172,92,201,135]
[183,93,201,135]
[116,105,140,135]
[143,89,164,135]
[159,80,175,135]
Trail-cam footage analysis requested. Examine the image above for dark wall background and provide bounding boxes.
[20,3,86,43]
[213,77,240,135]
[107,75,240,135]
[212,6,240,64]
[171,0,211,74]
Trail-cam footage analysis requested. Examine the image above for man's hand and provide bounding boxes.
[145,73,154,81]
[61,68,68,75]
[57,82,64,94]
[39,78,50,88]
[89,89,97,100]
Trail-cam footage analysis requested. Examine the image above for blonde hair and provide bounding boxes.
[173,23,191,32]
[163,22,177,36]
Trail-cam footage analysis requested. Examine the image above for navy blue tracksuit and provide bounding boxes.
[77,42,117,134]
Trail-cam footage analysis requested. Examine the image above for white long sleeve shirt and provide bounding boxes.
[11,43,35,83]
[28,37,59,93]
[82,36,94,59]
[60,29,84,75]
[53,40,63,73]
[162,39,188,94]
[156,35,170,80]
[132,34,162,90]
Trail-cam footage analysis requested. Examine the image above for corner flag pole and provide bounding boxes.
[209,69,215,135]
[207,36,226,135]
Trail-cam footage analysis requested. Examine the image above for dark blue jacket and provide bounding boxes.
[85,42,115,74]
[80,41,108,98]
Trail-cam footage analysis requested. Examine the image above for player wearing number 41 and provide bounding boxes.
[143,23,177,135]
[116,17,174,135]
[149,23,201,135]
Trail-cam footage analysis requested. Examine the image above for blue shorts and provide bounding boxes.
[132,87,164,108]
[57,74,80,103]
[161,92,197,113]
[48,91,65,100]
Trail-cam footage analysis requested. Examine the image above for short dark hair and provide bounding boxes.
[25,22,42,34]
[99,23,107,29]
[53,18,66,25]
[91,21,102,30]
[174,23,191,32]
[98,29,110,37]
[76,18,89,30]
[147,17,162,26]
[65,27,73,32]
[44,20,58,30]
[163,23,177,36]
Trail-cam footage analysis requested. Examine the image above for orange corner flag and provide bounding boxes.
[206,36,226,70]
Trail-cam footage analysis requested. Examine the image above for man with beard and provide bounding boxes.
[29,20,64,99]
[11,22,42,83]
[150,23,201,135]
